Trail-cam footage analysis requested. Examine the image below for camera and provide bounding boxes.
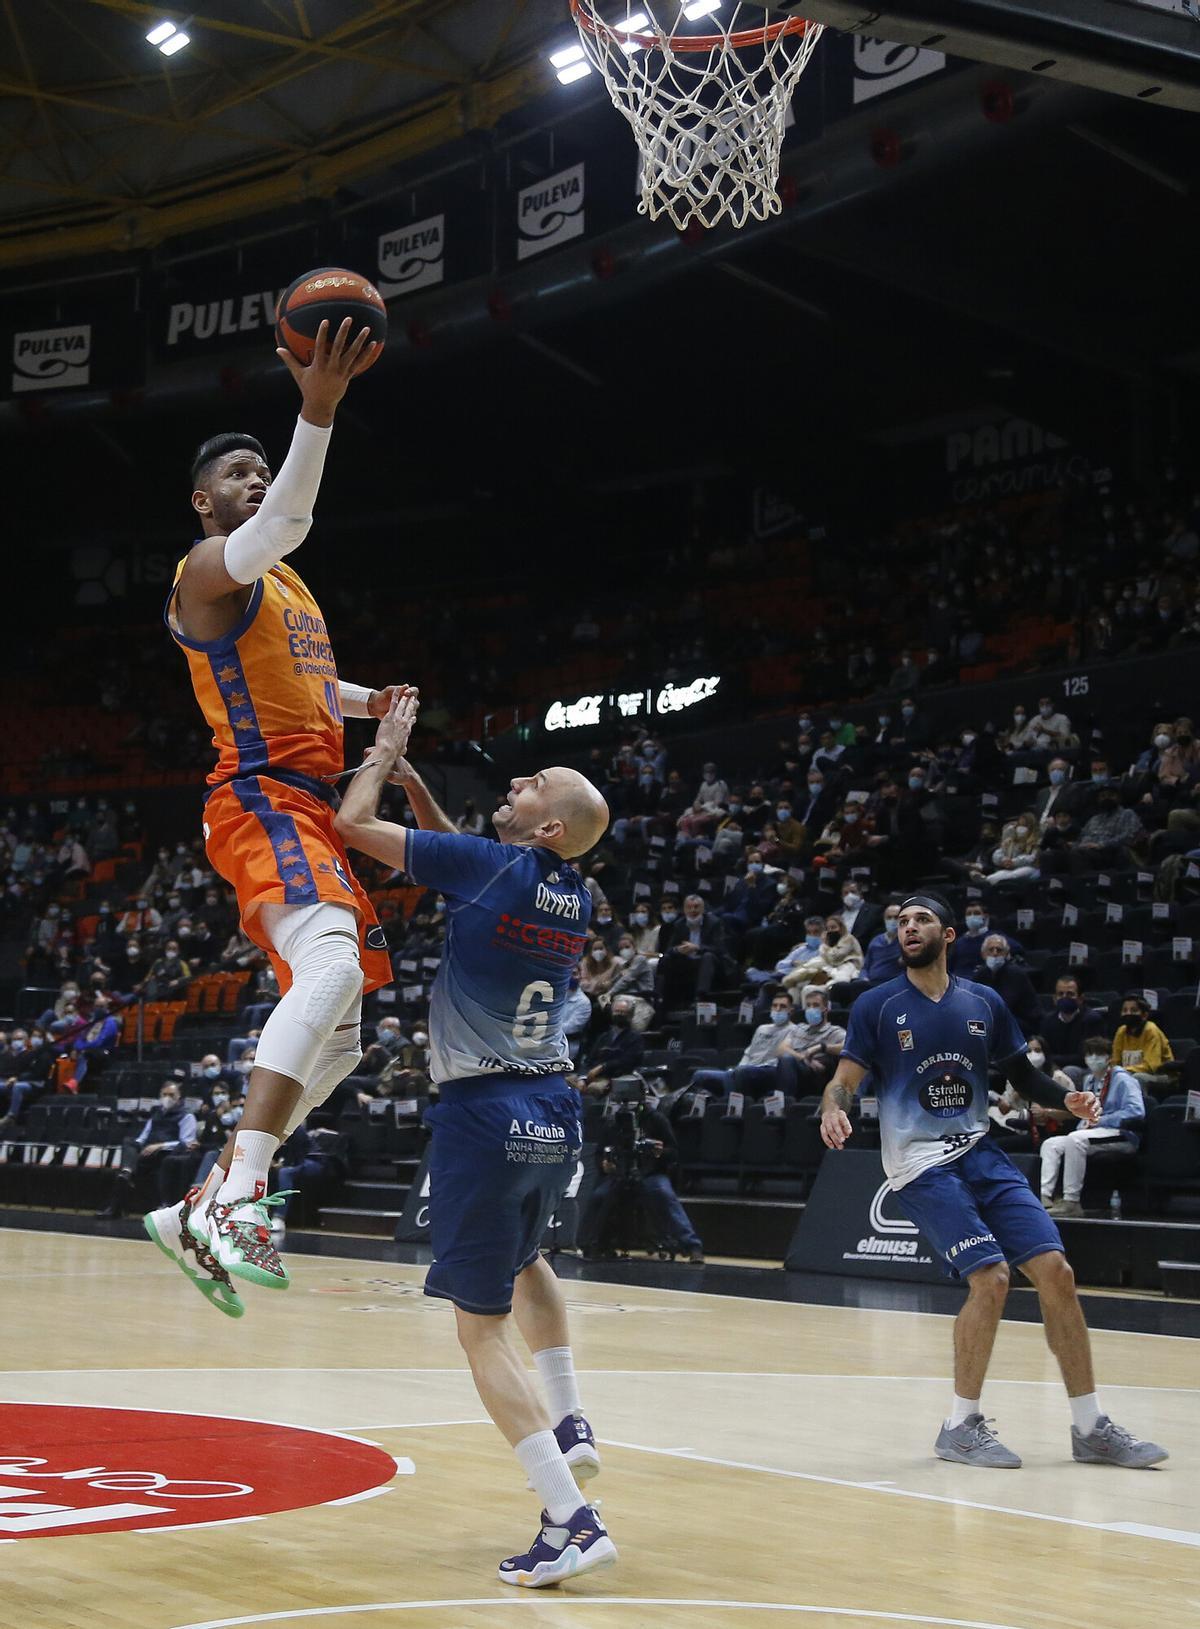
[603,1076,661,1183]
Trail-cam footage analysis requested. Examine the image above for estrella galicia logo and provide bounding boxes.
[517,162,585,261]
[365,924,388,952]
[376,213,445,298]
[12,324,92,393]
[918,1069,973,1119]
[852,36,946,104]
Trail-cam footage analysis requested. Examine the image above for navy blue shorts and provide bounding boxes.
[423,1074,583,1316]
[893,1138,1064,1281]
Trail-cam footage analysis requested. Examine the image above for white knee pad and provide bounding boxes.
[280,995,363,1138]
[254,903,364,1088]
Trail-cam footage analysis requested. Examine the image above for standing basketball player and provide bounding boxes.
[820,893,1167,1469]
[335,694,618,1588]
[144,317,410,1316]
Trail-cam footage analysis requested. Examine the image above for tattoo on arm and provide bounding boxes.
[826,1083,855,1114]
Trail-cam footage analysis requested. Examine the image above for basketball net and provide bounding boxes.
[569,2,823,230]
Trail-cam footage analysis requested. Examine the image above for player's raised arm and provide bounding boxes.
[182,318,378,612]
[819,1056,868,1149]
[334,688,420,869]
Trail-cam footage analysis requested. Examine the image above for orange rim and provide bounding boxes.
[569,1,814,53]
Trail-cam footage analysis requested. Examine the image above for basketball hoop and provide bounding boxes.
[569,2,823,230]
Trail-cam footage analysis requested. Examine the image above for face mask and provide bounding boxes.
[618,947,634,963]
[843,812,860,826]
[770,1009,790,1026]
[596,914,612,926]
[908,776,924,791]
[412,1033,429,1047]
[1091,773,1107,785]
[99,904,110,915]
[159,1098,177,1111]
[237,1059,254,1074]
[985,955,1006,972]
[1154,733,1172,749]
[127,949,140,960]
[901,707,915,721]
[777,808,791,822]
[165,949,178,961]
[1085,1055,1109,1076]
[965,914,984,931]
[748,862,764,875]
[878,715,890,726]
[1121,1014,1144,1033]
[728,802,743,815]
[1049,768,1066,785]
[805,935,821,951]
[807,782,822,794]
[203,1064,220,1079]
[843,893,862,910]
[962,733,975,746]
[1039,704,1053,718]
[632,911,648,926]
[434,901,445,913]
[10,1039,24,1054]
[661,910,677,923]
[885,919,898,936]
[804,1007,824,1026]
[1027,1050,1045,1069]
[212,1092,229,1108]
[776,883,789,896]
[1013,713,1026,725]
[590,947,607,962]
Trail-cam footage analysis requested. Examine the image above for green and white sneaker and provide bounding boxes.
[189,1186,293,1290]
[935,1414,1022,1468]
[1072,1415,1169,1468]
[144,1188,245,1319]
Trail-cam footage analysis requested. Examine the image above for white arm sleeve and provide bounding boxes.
[338,681,375,718]
[222,416,333,585]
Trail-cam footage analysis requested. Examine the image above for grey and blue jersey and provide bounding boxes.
[404,830,591,1086]
[842,974,1026,1190]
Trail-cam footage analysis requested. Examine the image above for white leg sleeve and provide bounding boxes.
[280,992,363,1138]
[253,902,363,1089]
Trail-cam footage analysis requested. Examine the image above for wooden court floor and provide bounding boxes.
[1,1227,1197,1629]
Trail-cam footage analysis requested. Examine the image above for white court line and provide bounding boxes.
[170,1599,1035,1629]
[0,1397,389,1452]
[599,1438,1200,1550]
[3,1226,1196,1339]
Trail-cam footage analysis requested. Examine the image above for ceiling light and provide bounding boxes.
[145,20,177,46]
[614,10,650,29]
[549,42,586,68]
[159,31,190,56]
[556,60,593,84]
[683,0,721,18]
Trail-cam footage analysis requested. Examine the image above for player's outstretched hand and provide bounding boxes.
[371,686,418,768]
[1065,1089,1102,1125]
[820,1108,853,1150]
[369,683,419,720]
[275,317,383,420]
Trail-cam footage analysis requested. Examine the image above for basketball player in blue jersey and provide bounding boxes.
[336,692,618,1587]
[820,893,1168,1470]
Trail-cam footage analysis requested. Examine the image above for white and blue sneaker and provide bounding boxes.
[498,1504,617,1588]
[526,1415,600,1491]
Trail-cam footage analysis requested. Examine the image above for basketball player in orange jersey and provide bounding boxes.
[143,316,413,1316]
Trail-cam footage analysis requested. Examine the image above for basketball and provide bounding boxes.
[275,266,387,370]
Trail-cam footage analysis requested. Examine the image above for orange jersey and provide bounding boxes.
[166,555,344,787]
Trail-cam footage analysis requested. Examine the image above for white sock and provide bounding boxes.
[1069,1392,1102,1434]
[948,1393,980,1429]
[534,1346,583,1423]
[216,1130,278,1204]
[515,1430,584,1525]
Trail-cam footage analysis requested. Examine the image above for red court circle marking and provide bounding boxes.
[0,1403,398,1541]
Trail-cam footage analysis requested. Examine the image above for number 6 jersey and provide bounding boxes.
[404,830,592,1086]
[841,973,1027,1191]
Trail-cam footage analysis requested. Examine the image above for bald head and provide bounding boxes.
[492,765,609,858]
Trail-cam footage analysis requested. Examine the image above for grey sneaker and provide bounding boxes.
[935,1414,1022,1468]
[1072,1415,1169,1468]
[1048,1199,1084,1218]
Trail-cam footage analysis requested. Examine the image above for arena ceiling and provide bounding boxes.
[0,0,565,267]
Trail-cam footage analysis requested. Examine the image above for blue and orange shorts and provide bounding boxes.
[202,772,392,996]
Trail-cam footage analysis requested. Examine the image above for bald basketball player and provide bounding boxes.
[336,695,618,1588]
